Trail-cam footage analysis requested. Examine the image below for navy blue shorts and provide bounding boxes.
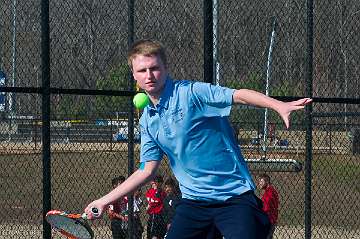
[166,191,270,239]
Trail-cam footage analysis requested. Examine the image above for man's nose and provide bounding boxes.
[146,69,153,78]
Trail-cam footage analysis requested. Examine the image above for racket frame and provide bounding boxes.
[46,210,94,239]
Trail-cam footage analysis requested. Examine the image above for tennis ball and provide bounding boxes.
[133,93,149,109]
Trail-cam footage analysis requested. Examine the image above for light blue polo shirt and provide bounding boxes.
[139,77,255,201]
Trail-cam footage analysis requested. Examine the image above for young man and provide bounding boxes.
[258,174,280,239]
[85,39,312,238]
[145,175,167,239]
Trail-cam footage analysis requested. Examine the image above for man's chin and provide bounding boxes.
[146,89,161,97]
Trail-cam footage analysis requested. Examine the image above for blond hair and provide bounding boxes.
[127,39,167,70]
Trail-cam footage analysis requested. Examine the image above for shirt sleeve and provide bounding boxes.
[190,82,235,117]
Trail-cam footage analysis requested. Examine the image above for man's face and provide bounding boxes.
[258,178,268,190]
[131,54,167,99]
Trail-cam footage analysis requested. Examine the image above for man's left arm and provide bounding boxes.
[233,89,312,128]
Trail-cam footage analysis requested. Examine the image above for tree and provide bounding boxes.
[95,63,131,118]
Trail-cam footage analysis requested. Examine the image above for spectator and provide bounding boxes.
[258,174,279,239]
[124,188,144,239]
[108,176,127,239]
[146,175,167,239]
[163,178,181,233]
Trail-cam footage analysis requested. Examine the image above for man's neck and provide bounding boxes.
[148,94,160,106]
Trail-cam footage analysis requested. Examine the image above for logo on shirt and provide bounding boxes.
[170,108,184,123]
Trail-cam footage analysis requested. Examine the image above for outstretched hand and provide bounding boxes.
[278,98,312,128]
[84,200,106,220]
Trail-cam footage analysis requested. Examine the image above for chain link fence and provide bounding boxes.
[0,0,359,238]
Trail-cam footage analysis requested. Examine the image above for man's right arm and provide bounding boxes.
[85,160,161,218]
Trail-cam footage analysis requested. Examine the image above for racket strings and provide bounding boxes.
[47,214,93,239]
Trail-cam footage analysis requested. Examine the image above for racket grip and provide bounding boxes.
[91,207,100,217]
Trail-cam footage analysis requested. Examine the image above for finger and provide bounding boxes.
[84,205,97,219]
[291,99,308,106]
[288,98,308,107]
[298,98,312,106]
[284,118,289,129]
[84,210,92,219]
[281,114,290,129]
[86,213,93,220]
[292,105,306,111]
[84,206,91,215]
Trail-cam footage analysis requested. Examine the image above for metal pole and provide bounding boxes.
[262,17,277,158]
[127,1,135,238]
[40,0,51,238]
[305,0,314,238]
[213,0,220,85]
[10,0,17,116]
[204,0,213,84]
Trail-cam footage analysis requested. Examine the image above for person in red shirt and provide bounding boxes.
[258,174,279,239]
[146,175,167,239]
[108,176,128,239]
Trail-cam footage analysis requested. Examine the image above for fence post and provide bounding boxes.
[203,0,213,84]
[40,0,51,238]
[305,0,314,238]
[127,1,135,238]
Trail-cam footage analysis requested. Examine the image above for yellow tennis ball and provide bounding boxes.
[133,93,149,109]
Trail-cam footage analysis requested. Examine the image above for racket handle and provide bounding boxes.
[81,207,100,219]
[91,207,100,217]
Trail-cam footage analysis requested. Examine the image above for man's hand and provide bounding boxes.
[85,200,106,219]
[278,98,312,128]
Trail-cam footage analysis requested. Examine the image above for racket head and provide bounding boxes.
[46,210,94,239]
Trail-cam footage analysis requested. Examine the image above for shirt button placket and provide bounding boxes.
[159,108,171,136]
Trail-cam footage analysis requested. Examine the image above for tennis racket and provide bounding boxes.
[45,208,99,239]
